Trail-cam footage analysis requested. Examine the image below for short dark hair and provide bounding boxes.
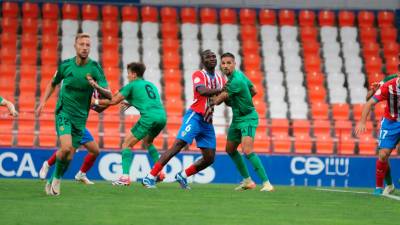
[127,62,146,77]
[221,52,235,60]
[201,49,213,61]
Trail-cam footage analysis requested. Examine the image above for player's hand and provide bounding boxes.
[369,82,380,92]
[86,75,99,89]
[121,102,131,112]
[10,109,18,117]
[354,122,366,136]
[209,97,216,107]
[35,102,45,117]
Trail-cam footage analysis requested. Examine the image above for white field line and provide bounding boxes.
[315,188,400,201]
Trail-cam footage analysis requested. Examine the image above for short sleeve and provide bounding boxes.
[93,63,108,88]
[119,83,132,99]
[373,83,388,102]
[51,66,63,87]
[192,71,206,89]
[226,78,242,96]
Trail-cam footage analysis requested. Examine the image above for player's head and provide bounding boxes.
[201,49,217,71]
[220,52,236,76]
[127,62,146,81]
[74,33,91,60]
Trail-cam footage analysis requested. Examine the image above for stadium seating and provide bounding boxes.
[1,2,397,156]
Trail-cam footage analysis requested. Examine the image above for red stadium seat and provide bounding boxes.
[102,21,119,37]
[300,27,318,42]
[279,9,295,26]
[254,135,271,153]
[365,56,383,75]
[294,134,313,154]
[374,102,386,121]
[17,113,36,147]
[337,135,356,155]
[22,2,39,19]
[42,3,59,19]
[292,119,311,136]
[380,27,397,43]
[304,55,322,73]
[102,5,119,21]
[359,26,377,43]
[82,4,99,20]
[62,3,79,20]
[240,25,258,41]
[270,119,289,135]
[385,55,399,74]
[2,17,18,34]
[141,6,158,22]
[103,114,121,149]
[245,70,264,84]
[42,19,59,35]
[102,36,119,51]
[331,103,350,121]
[242,40,260,54]
[38,117,57,148]
[121,6,138,21]
[163,69,182,83]
[1,47,17,64]
[162,38,180,53]
[303,41,320,55]
[1,33,17,48]
[311,102,329,120]
[22,18,38,34]
[383,42,399,58]
[334,119,353,137]
[358,133,377,155]
[162,51,180,69]
[21,33,38,49]
[367,72,384,86]
[352,104,367,121]
[41,49,58,66]
[41,34,59,50]
[86,113,100,140]
[259,9,276,25]
[239,8,256,25]
[19,65,37,94]
[41,65,57,79]
[306,72,324,86]
[2,1,19,18]
[272,133,292,154]
[338,11,355,27]
[313,119,331,137]
[318,10,335,26]
[315,135,334,154]
[362,41,379,58]
[357,11,375,28]
[219,8,237,24]
[164,81,182,97]
[181,7,197,24]
[160,7,177,23]
[200,8,217,24]
[0,63,16,78]
[242,53,261,71]
[102,50,119,68]
[378,11,394,28]
[161,23,179,39]
[299,10,316,27]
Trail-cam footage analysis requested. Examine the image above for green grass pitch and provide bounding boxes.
[0,179,399,225]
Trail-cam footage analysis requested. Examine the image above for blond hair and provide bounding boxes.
[75,33,91,42]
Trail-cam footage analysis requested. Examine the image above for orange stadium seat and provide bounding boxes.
[41,65,57,79]
[259,9,276,25]
[315,135,334,154]
[254,98,267,118]
[160,7,177,23]
[1,33,17,48]
[82,4,99,20]
[306,72,324,86]
[22,2,39,18]
[270,119,289,135]
[334,120,353,137]
[385,55,399,74]
[19,64,37,93]
[365,56,383,75]
[304,55,322,73]
[215,134,227,152]
[300,27,318,42]
[311,102,329,120]
[38,116,57,148]
[200,8,217,24]
[359,26,377,43]
[164,98,184,116]
[41,49,58,66]
[318,10,335,26]
[41,34,59,50]
[292,119,311,136]
[299,10,316,27]
[102,5,119,21]
[102,21,119,37]
[1,47,17,64]
[240,25,258,41]
[367,72,384,85]
[313,119,331,137]
[22,17,38,34]
[331,103,350,121]
[1,17,18,33]
[279,9,295,26]
[245,70,264,84]
[42,3,59,20]
[102,35,119,51]
[103,66,120,82]
[164,82,182,97]
[377,11,394,28]
[0,115,14,146]
[357,11,375,28]
[86,113,100,140]
[0,63,16,78]
[380,27,397,43]
[180,7,197,24]
[141,6,158,22]
[242,54,261,71]
[121,6,138,21]
[42,19,59,36]
[242,40,260,54]
[253,135,271,153]
[17,113,36,147]
[358,133,377,155]
[163,69,182,83]
[293,134,313,154]
[161,23,179,39]
[162,38,180,53]
[337,135,356,155]
[374,102,386,121]
[362,42,379,58]
[272,133,292,154]
[18,93,36,113]
[219,8,237,24]
[20,47,37,65]
[2,1,19,18]
[302,41,320,55]
[102,50,119,68]
[239,8,256,25]
[338,10,355,27]
[352,104,367,121]
[62,3,79,20]
[103,114,121,149]
[308,85,326,103]
[383,42,399,58]
[162,51,180,69]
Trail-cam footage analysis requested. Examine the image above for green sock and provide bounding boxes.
[228,150,250,179]
[246,152,269,182]
[60,160,71,177]
[385,164,393,185]
[53,158,67,179]
[121,148,133,175]
[147,144,160,165]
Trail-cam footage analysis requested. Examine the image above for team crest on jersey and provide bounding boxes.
[59,126,64,131]
[194,77,200,84]
[181,131,187,137]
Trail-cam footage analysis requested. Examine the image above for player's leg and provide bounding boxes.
[376,148,392,195]
[75,129,99,184]
[39,150,57,179]
[142,133,166,182]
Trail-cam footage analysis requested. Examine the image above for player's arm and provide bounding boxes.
[212,91,229,106]
[0,97,18,117]
[355,98,378,136]
[196,85,222,97]
[250,86,257,97]
[86,75,112,100]
[96,92,125,107]
[366,82,380,101]
[36,77,58,117]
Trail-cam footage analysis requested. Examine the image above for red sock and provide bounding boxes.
[150,162,163,177]
[47,152,57,166]
[80,153,97,173]
[184,164,198,177]
[376,159,388,188]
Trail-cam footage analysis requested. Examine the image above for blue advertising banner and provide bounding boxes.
[1,148,399,188]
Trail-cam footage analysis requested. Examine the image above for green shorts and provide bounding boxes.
[227,119,258,143]
[55,113,86,148]
[131,117,166,140]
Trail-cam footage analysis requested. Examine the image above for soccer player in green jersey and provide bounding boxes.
[0,95,18,117]
[212,52,274,192]
[94,62,167,186]
[36,33,111,196]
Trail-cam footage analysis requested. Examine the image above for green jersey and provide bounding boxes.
[0,95,3,104]
[119,78,166,119]
[226,70,258,122]
[52,57,108,119]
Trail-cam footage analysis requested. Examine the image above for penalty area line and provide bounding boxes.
[315,188,400,201]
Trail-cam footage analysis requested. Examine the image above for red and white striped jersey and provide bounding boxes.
[190,69,226,117]
[373,77,400,121]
